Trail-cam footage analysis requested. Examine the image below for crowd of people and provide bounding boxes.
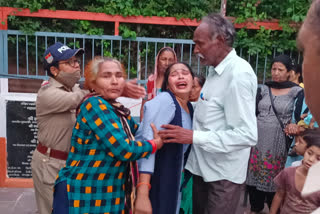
[30,1,320,213]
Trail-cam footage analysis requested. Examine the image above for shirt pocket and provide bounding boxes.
[195,98,222,125]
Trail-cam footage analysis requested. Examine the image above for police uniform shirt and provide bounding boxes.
[36,77,88,152]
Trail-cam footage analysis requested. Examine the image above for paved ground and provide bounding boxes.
[0,188,38,214]
[0,187,268,214]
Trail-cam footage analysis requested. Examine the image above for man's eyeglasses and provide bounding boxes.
[59,59,81,67]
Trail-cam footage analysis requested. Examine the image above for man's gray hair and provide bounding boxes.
[202,13,236,47]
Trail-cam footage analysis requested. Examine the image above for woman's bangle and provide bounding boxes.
[136,182,151,190]
[147,140,157,154]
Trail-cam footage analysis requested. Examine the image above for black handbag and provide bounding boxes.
[268,87,293,152]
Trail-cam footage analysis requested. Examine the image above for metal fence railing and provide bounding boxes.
[0,30,302,85]
[1,30,205,84]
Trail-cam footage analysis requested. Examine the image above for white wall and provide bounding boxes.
[0,79,37,139]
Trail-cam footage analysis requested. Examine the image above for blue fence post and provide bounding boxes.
[0,30,3,75]
[0,30,8,76]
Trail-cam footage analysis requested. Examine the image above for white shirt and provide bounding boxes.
[292,160,302,167]
[185,49,258,184]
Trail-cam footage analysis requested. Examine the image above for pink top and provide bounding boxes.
[274,166,320,214]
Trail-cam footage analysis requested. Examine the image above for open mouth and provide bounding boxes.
[176,82,188,89]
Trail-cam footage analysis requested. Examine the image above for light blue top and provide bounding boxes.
[304,112,319,128]
[136,92,192,173]
[286,97,319,167]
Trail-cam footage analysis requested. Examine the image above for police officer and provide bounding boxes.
[31,42,88,214]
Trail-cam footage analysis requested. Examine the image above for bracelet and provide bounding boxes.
[147,140,157,154]
[136,182,151,190]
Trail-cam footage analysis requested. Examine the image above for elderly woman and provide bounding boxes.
[135,62,194,214]
[140,47,177,120]
[52,57,163,214]
[246,55,302,214]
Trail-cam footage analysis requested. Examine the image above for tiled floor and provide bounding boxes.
[0,187,268,214]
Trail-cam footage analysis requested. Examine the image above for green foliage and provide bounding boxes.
[119,25,136,39]
[77,21,104,35]
[228,0,310,22]
[1,0,217,35]
[99,41,112,57]
[228,0,311,55]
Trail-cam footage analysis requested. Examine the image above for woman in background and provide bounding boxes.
[140,47,177,120]
[189,74,206,102]
[246,55,302,214]
[289,63,303,88]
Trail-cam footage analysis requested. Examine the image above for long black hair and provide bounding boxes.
[292,64,303,83]
[161,62,195,92]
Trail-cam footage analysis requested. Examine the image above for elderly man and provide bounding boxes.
[159,13,257,213]
[31,42,146,214]
[298,1,320,214]
[297,0,320,122]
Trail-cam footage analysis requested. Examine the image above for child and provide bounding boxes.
[291,134,308,166]
[269,129,320,214]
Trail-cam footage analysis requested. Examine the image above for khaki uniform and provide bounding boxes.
[31,78,87,214]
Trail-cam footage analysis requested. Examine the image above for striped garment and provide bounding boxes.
[55,96,152,213]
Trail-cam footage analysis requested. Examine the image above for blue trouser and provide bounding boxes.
[52,181,69,214]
